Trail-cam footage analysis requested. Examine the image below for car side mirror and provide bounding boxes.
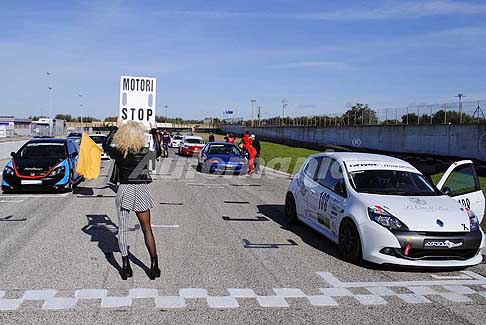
[10,152,16,158]
[442,186,452,196]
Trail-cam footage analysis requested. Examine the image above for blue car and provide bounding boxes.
[197,142,248,174]
[2,138,83,193]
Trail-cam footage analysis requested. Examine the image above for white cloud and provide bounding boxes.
[267,61,355,70]
[152,1,486,21]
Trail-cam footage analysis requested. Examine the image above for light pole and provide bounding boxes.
[250,99,256,127]
[164,105,168,121]
[281,98,287,118]
[78,94,83,132]
[47,72,53,135]
[456,93,464,124]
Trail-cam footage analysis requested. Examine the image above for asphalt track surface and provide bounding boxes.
[1,150,486,324]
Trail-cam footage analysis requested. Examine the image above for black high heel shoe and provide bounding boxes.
[149,255,161,280]
[121,256,133,280]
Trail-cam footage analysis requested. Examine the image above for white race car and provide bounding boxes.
[285,152,485,268]
[88,134,110,159]
[171,134,184,148]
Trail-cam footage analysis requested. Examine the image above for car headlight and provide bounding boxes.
[50,165,65,176]
[467,209,480,232]
[3,166,14,176]
[368,206,409,231]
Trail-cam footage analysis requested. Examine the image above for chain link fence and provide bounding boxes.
[227,99,486,128]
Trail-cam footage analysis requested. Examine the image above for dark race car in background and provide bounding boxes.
[197,142,248,174]
[2,138,83,193]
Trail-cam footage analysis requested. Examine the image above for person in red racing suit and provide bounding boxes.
[241,131,257,175]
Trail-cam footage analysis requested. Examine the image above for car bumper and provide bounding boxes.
[181,148,202,155]
[2,173,69,191]
[360,221,485,267]
[208,163,248,173]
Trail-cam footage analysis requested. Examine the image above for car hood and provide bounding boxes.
[360,193,470,232]
[13,158,64,175]
[206,154,245,163]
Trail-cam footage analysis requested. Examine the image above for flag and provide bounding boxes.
[76,133,102,180]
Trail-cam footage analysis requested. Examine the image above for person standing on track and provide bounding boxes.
[242,131,257,175]
[103,120,162,280]
[161,130,171,158]
[250,134,261,173]
[208,132,215,142]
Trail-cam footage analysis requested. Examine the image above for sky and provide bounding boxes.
[0,0,486,120]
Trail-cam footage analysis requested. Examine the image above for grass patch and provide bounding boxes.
[195,132,318,174]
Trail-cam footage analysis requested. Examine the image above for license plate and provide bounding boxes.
[423,239,464,249]
[21,180,42,185]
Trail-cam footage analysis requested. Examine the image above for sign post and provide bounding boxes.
[119,76,157,128]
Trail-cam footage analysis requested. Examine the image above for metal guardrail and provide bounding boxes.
[226,99,486,128]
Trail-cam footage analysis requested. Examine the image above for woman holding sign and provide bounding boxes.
[103,119,162,280]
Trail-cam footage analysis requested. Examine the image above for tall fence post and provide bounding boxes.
[444,104,447,124]
[417,106,420,125]
[406,107,409,125]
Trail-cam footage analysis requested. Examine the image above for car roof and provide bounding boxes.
[184,136,203,140]
[310,151,410,165]
[208,142,235,145]
[28,138,68,144]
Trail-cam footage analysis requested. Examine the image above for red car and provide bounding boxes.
[178,136,205,156]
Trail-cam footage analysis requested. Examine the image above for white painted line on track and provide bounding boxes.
[0,192,70,198]
[151,224,179,228]
[317,271,486,288]
[0,200,24,203]
[430,274,472,280]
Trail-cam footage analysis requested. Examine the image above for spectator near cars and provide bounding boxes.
[161,130,171,158]
[242,131,257,175]
[250,134,261,173]
[208,132,215,142]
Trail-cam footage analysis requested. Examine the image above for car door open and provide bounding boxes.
[436,160,485,221]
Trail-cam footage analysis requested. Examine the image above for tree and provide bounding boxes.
[104,116,118,122]
[342,103,378,125]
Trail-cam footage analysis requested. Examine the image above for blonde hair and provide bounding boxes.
[113,121,146,157]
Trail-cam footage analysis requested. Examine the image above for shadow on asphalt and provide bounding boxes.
[74,184,118,196]
[257,204,466,273]
[81,214,151,277]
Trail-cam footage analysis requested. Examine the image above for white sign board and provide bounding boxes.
[119,76,156,128]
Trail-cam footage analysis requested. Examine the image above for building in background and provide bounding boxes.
[0,117,32,137]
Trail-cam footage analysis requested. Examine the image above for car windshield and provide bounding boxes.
[208,144,241,155]
[185,138,203,144]
[19,142,66,159]
[173,135,183,140]
[349,169,441,196]
[89,135,106,144]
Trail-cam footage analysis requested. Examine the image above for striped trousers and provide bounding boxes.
[117,207,130,257]
[115,183,156,257]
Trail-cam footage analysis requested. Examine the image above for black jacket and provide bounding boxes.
[252,139,261,156]
[103,127,161,184]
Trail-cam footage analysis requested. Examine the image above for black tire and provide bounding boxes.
[339,219,362,263]
[196,163,202,172]
[285,192,298,225]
